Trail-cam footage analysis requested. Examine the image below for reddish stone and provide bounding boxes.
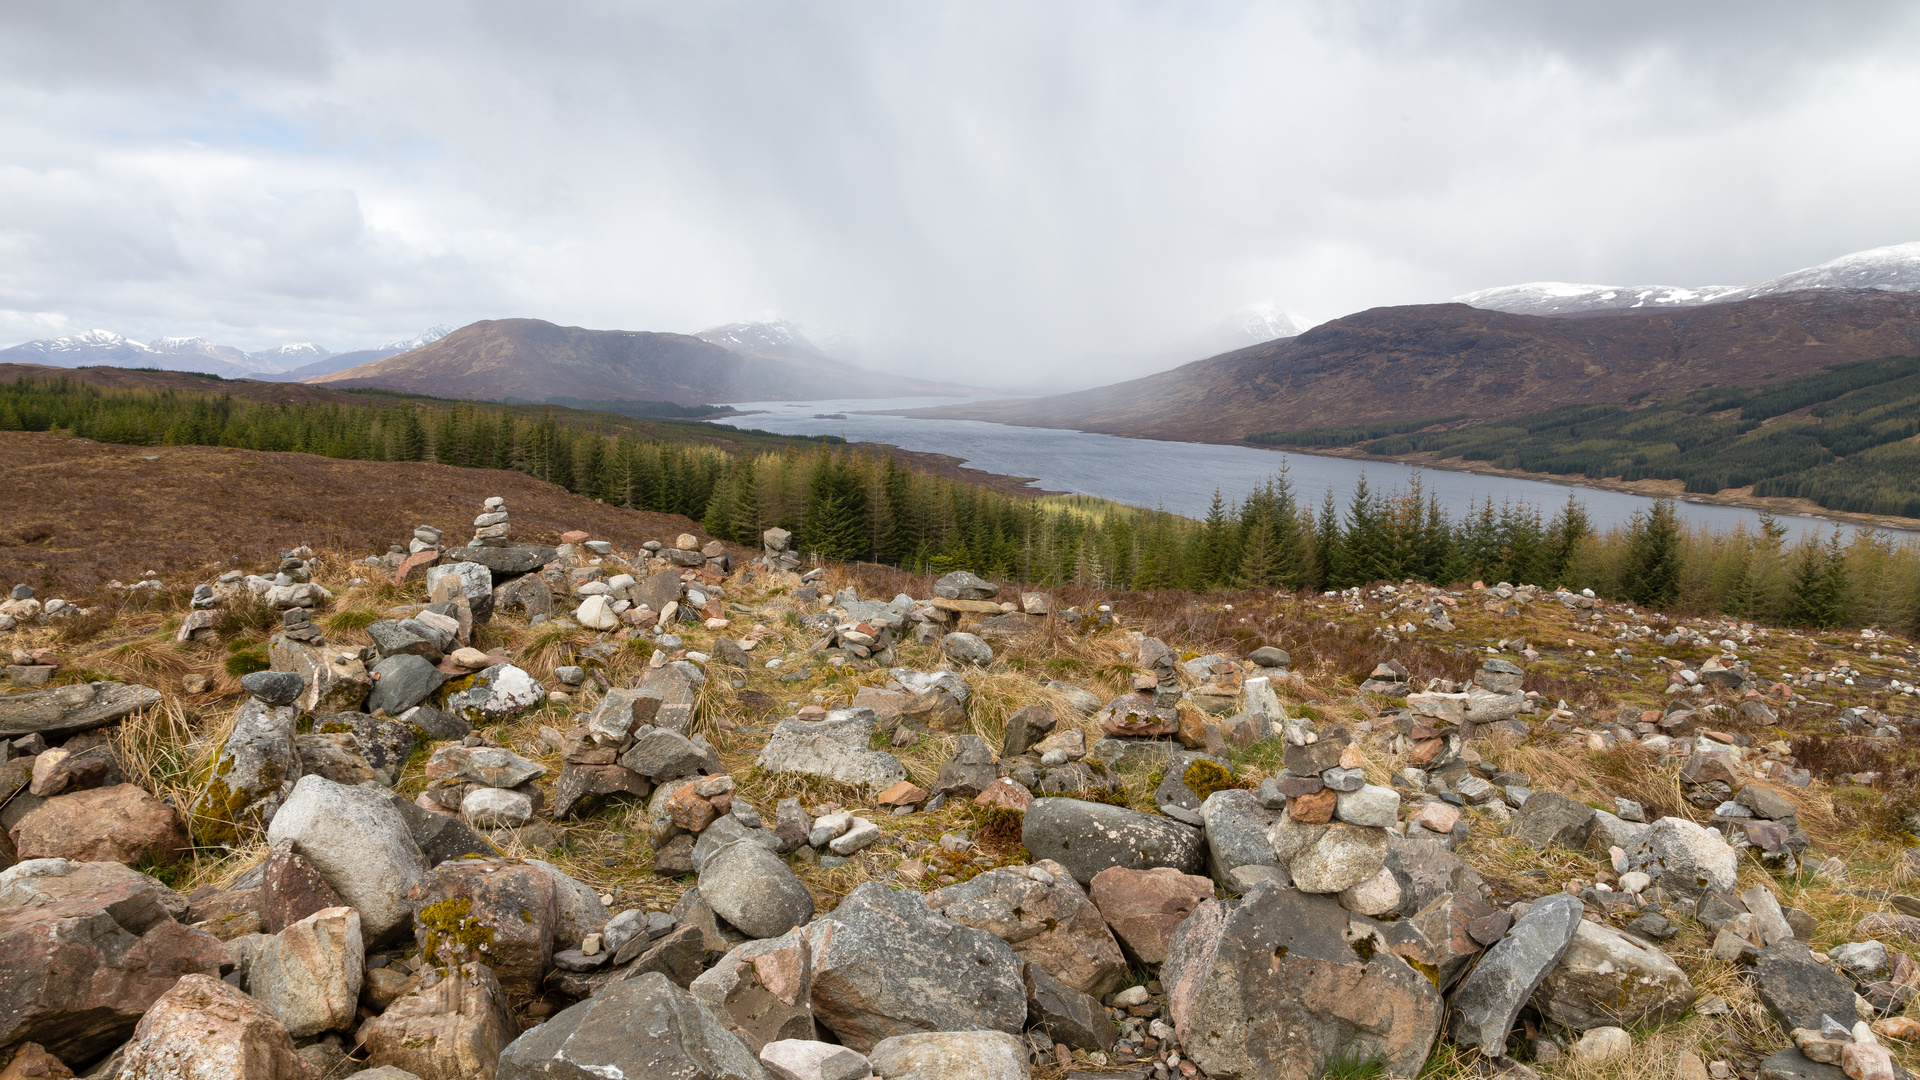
[261,839,345,934]
[0,1042,73,1079]
[876,781,929,807]
[0,897,227,1061]
[1088,866,1216,965]
[118,974,310,1080]
[1175,705,1209,750]
[393,549,440,586]
[1407,738,1447,767]
[10,784,189,866]
[975,778,1033,811]
[559,530,591,544]
[1287,788,1337,825]
[665,781,719,833]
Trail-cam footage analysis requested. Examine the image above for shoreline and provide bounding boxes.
[1262,442,1920,534]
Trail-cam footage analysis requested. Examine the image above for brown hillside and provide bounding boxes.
[0,363,380,407]
[0,431,720,596]
[310,317,982,403]
[915,288,1920,440]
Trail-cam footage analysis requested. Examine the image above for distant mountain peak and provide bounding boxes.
[1206,301,1313,345]
[380,325,453,352]
[695,318,820,355]
[1456,241,1920,317]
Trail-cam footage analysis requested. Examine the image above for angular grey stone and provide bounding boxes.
[0,681,164,738]
[367,655,448,716]
[367,620,439,660]
[933,571,998,600]
[241,671,306,707]
[1334,784,1400,828]
[690,929,816,1054]
[311,713,415,786]
[805,882,1026,1052]
[931,734,998,798]
[1162,885,1442,1080]
[1385,835,1488,916]
[1020,798,1205,884]
[623,728,709,782]
[755,708,906,790]
[1282,726,1350,775]
[940,633,993,666]
[1024,964,1115,1051]
[495,971,768,1079]
[698,840,815,940]
[1507,791,1597,852]
[1753,939,1859,1036]
[1198,788,1283,892]
[926,859,1127,998]
[1625,816,1738,897]
[1532,918,1696,1030]
[266,775,426,942]
[1449,892,1584,1051]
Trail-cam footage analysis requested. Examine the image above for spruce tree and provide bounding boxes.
[1621,497,1681,608]
[1311,490,1340,591]
[1784,539,1828,628]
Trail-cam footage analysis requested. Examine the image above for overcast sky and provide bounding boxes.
[4,1,1919,380]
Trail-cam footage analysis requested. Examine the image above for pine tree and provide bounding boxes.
[1784,539,1829,628]
[1620,497,1681,608]
[1311,490,1339,591]
[800,456,871,562]
[1236,519,1277,589]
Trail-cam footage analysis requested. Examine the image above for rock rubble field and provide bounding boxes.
[4,497,1920,1080]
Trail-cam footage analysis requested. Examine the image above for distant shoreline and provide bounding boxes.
[1262,442,1920,535]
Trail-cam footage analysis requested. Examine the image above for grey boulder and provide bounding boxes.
[1532,917,1695,1030]
[1449,892,1584,1051]
[367,655,448,716]
[496,971,768,1079]
[1020,798,1204,884]
[805,882,1026,1052]
[698,840,816,940]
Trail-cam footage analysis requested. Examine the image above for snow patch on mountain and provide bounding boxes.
[1456,242,1920,317]
[695,318,821,355]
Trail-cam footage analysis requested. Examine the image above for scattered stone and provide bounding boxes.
[1532,917,1696,1030]
[929,859,1127,997]
[495,972,763,1079]
[699,840,816,940]
[1626,816,1739,897]
[761,1040,871,1080]
[1753,939,1860,1035]
[756,708,907,790]
[249,905,364,1037]
[1572,1025,1633,1062]
[408,857,557,999]
[866,1031,1030,1080]
[1507,791,1596,851]
[11,783,189,865]
[689,928,817,1053]
[266,775,427,942]
[1088,866,1215,964]
[941,632,994,666]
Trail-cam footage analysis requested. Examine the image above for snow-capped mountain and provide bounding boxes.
[0,330,262,378]
[694,319,821,356]
[1189,300,1313,355]
[245,342,333,371]
[1456,242,1920,317]
[378,325,454,353]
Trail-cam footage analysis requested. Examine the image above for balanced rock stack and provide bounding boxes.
[1260,724,1407,914]
[471,496,510,548]
[409,524,443,554]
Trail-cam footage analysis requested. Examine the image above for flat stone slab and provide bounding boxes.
[0,682,163,737]
[442,545,560,578]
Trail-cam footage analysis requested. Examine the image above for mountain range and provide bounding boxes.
[0,326,452,381]
[307,318,985,403]
[1452,241,1920,317]
[908,288,1920,442]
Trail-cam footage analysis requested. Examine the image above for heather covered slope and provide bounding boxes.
[913,289,1920,441]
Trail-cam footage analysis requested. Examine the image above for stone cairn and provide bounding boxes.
[408,524,442,554]
[471,496,510,548]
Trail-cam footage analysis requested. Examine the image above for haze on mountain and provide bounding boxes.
[4,4,1920,386]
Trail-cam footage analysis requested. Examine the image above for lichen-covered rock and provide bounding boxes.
[191,699,302,846]
[927,860,1127,998]
[755,709,906,791]
[1020,798,1204,884]
[1162,884,1442,1080]
[1625,817,1738,897]
[439,664,546,724]
[267,637,370,716]
[408,858,557,999]
[1532,918,1695,1030]
[806,882,1026,1052]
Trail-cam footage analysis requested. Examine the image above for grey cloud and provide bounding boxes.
[1,1,1917,380]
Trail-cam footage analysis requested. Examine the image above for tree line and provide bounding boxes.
[5,375,1916,631]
